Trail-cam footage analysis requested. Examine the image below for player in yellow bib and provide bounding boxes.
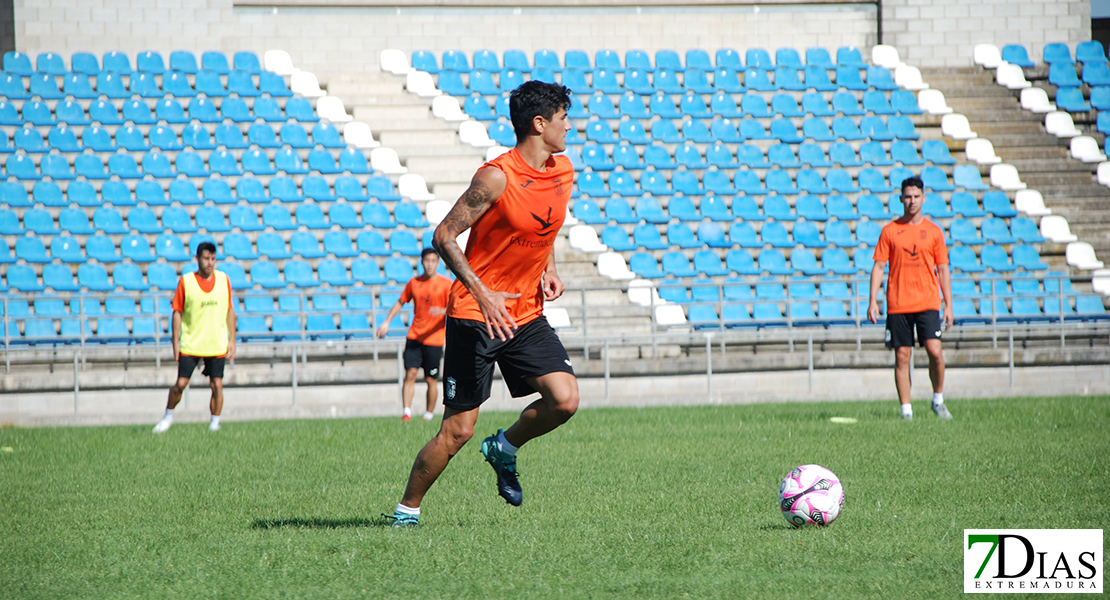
[153,242,237,433]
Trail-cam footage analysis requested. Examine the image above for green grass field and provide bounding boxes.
[1,396,1107,599]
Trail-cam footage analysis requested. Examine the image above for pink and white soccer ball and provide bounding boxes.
[779,464,845,526]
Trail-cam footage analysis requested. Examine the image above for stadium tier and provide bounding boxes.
[0,47,1107,345]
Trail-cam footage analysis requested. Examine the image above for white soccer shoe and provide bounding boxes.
[209,421,221,432]
[152,418,173,434]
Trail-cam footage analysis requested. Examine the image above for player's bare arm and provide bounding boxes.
[171,311,182,362]
[867,261,885,324]
[432,167,520,341]
[226,304,237,361]
[541,250,564,301]
[938,263,954,330]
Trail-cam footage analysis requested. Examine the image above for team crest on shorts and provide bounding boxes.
[445,377,456,400]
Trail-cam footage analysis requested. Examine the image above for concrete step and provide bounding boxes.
[1004,158,1096,174]
[405,156,484,184]
[351,104,431,122]
[387,144,487,160]
[433,182,470,199]
[378,129,461,147]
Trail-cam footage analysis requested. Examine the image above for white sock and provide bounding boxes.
[210,415,220,426]
[496,430,519,456]
[163,409,174,421]
[403,407,412,417]
[423,411,434,421]
[901,404,913,418]
[932,393,944,406]
[395,503,420,516]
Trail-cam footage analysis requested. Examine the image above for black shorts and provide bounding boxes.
[178,354,225,380]
[885,310,942,349]
[403,339,444,379]
[442,315,574,411]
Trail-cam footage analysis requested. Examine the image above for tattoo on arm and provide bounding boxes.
[434,181,495,295]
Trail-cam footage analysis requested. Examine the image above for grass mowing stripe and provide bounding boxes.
[1,396,1107,599]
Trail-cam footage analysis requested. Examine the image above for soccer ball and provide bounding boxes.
[779,464,844,527]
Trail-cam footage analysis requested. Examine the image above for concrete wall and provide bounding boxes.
[12,0,1091,74]
[882,0,1092,68]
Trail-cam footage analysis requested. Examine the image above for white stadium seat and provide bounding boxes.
[379,49,412,75]
[941,113,977,140]
[398,173,435,201]
[1020,87,1056,113]
[424,199,451,225]
[871,44,903,69]
[264,49,296,76]
[973,44,1003,69]
[316,96,352,122]
[989,164,1027,191]
[1070,136,1107,163]
[342,121,380,148]
[405,70,441,97]
[568,225,607,253]
[545,307,573,329]
[370,147,407,174]
[486,145,511,161]
[1099,162,1110,187]
[916,89,952,115]
[290,70,326,97]
[655,304,688,327]
[1066,242,1104,270]
[1045,111,1082,138]
[627,279,664,306]
[458,119,495,147]
[597,252,635,280]
[1014,189,1051,216]
[964,138,1001,165]
[995,63,1032,89]
[432,95,467,122]
[1040,215,1078,243]
[894,64,929,91]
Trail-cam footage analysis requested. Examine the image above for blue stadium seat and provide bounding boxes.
[626,69,657,94]
[23,208,59,235]
[822,247,857,275]
[42,265,77,292]
[744,67,776,91]
[948,246,983,273]
[921,166,954,192]
[760,222,794,249]
[5,152,41,180]
[1000,44,1034,68]
[832,91,864,116]
[713,68,744,93]
[726,249,760,274]
[667,222,700,249]
[798,93,832,118]
[792,222,824,249]
[291,231,326,259]
[604,197,637,224]
[697,221,730,247]
[802,118,835,142]
[7,264,44,292]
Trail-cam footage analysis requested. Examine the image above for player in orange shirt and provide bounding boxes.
[385,81,577,526]
[868,176,955,420]
[376,248,451,422]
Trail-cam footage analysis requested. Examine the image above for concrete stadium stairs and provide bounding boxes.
[922,66,1110,261]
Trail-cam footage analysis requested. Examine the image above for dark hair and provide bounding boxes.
[196,241,217,257]
[420,247,438,259]
[900,176,924,194]
[509,80,573,142]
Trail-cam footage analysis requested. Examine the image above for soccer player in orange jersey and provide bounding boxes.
[868,176,955,420]
[386,81,577,526]
[376,248,451,422]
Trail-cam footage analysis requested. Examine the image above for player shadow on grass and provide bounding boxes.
[251,516,392,530]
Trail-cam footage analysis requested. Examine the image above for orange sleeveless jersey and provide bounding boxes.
[447,148,574,326]
[400,274,452,345]
[872,218,949,314]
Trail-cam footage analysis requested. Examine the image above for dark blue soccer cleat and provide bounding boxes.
[480,429,522,506]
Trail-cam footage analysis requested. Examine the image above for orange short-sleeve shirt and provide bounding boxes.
[872,219,949,314]
[400,274,452,346]
[446,148,574,326]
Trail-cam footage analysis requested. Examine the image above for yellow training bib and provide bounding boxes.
[179,270,230,356]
